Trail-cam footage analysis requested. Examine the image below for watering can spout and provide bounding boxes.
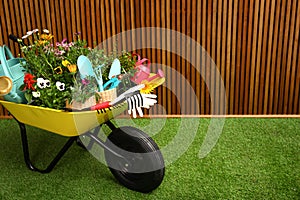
[0,76,24,103]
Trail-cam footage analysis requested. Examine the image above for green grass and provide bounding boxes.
[0,118,299,199]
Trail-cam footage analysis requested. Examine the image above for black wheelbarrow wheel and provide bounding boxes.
[104,126,165,193]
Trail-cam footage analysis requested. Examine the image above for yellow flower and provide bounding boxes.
[62,60,71,67]
[67,64,77,73]
[37,40,47,46]
[54,66,63,74]
[40,34,53,41]
[140,84,154,94]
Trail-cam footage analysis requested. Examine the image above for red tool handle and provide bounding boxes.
[90,101,111,110]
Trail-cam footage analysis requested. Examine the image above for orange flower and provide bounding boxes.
[67,64,77,73]
[40,34,54,41]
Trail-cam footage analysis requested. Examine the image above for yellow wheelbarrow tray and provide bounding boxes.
[0,100,127,137]
[0,95,165,193]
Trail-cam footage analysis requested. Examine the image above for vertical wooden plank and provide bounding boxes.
[85,1,92,46]
[230,0,238,114]
[161,0,168,114]
[49,0,57,43]
[166,0,172,114]
[95,0,102,43]
[57,0,65,38]
[34,0,41,29]
[39,0,47,29]
[263,0,276,114]
[100,0,107,48]
[195,0,201,114]
[252,0,265,114]
[90,0,97,46]
[44,0,52,31]
[259,0,271,114]
[292,2,300,114]
[65,0,73,40]
[70,0,77,35]
[243,0,254,114]
[110,0,116,36]
[210,1,218,114]
[273,0,287,114]
[75,0,81,36]
[79,0,87,41]
[279,0,292,114]
[3,0,13,50]
[224,0,233,114]
[0,0,9,46]
[18,0,27,36]
[12,1,21,55]
[129,0,136,51]
[284,0,297,113]
[216,0,223,114]
[12,0,22,42]
[54,0,63,41]
[181,0,187,114]
[206,0,211,114]
[239,0,249,114]
[171,0,178,114]
[201,0,206,114]
[234,0,243,114]
[124,0,131,51]
[268,0,282,114]
[210,0,217,114]
[221,0,227,114]
[190,0,197,114]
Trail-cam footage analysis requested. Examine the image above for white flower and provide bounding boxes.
[43,29,49,34]
[33,29,39,33]
[56,81,65,91]
[22,35,29,39]
[32,91,41,98]
[44,79,51,87]
[37,78,46,89]
[26,31,33,36]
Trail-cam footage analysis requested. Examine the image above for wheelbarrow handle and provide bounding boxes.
[9,34,25,46]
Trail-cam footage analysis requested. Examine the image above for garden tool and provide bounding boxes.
[103,58,121,90]
[77,55,104,91]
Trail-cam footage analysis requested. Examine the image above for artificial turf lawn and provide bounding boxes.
[0,117,299,199]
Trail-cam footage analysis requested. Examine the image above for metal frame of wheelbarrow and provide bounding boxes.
[16,118,122,174]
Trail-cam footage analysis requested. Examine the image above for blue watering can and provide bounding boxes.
[0,45,26,103]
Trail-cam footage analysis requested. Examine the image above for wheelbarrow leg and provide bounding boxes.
[16,120,77,173]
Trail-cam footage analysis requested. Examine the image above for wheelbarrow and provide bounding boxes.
[0,99,165,193]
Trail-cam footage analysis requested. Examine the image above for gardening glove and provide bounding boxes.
[127,93,157,118]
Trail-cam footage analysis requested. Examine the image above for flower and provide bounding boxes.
[82,78,90,86]
[33,29,39,33]
[23,73,36,91]
[40,34,53,41]
[37,78,46,89]
[56,81,65,91]
[62,60,71,67]
[26,31,33,36]
[22,35,29,39]
[43,29,49,34]
[140,84,154,94]
[54,66,63,74]
[67,64,77,73]
[32,91,40,98]
[44,79,51,87]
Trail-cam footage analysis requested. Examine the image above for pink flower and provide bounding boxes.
[82,79,90,86]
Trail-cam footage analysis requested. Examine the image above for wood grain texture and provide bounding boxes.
[0,0,299,116]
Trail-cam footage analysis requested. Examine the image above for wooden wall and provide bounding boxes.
[0,0,299,115]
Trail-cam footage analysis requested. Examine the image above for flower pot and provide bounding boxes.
[70,96,96,110]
